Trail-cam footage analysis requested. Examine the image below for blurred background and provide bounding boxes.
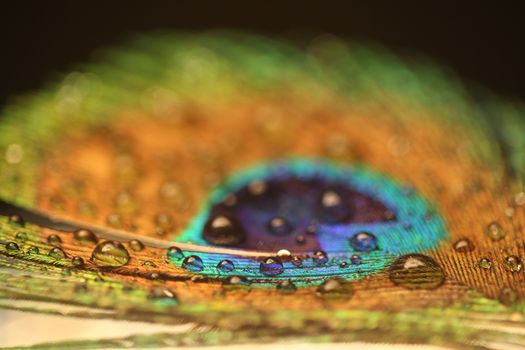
[0,1,524,106]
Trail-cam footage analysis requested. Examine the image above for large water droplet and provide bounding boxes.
[5,242,19,251]
[276,280,297,293]
[485,222,505,241]
[203,215,245,246]
[504,256,522,272]
[216,259,235,273]
[453,238,474,252]
[260,257,284,276]
[349,232,378,252]
[74,229,98,245]
[91,241,130,267]
[388,254,445,289]
[312,250,328,265]
[316,278,354,299]
[48,247,67,259]
[167,246,184,260]
[267,216,292,235]
[182,255,204,272]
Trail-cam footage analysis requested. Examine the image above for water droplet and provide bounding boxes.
[167,246,184,260]
[453,238,474,253]
[106,213,123,228]
[504,256,522,272]
[260,257,284,276]
[74,229,97,245]
[223,275,251,288]
[48,247,67,259]
[267,216,292,235]
[47,234,62,246]
[349,232,378,252]
[5,242,19,251]
[15,232,27,242]
[318,190,350,223]
[149,272,161,280]
[291,255,303,266]
[295,235,306,245]
[479,257,492,270]
[149,287,178,301]
[339,261,348,268]
[312,250,328,265]
[8,214,24,227]
[91,241,130,267]
[350,254,362,265]
[276,280,297,293]
[217,259,235,273]
[248,180,267,195]
[154,213,174,235]
[485,222,505,241]
[129,239,144,252]
[499,287,518,305]
[316,278,354,299]
[26,246,39,255]
[305,224,317,235]
[388,254,445,289]
[224,194,237,206]
[203,215,245,245]
[276,249,291,257]
[72,256,84,267]
[182,255,204,272]
[143,260,157,267]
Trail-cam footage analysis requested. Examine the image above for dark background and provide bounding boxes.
[1,1,524,107]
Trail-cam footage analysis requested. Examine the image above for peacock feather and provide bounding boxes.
[1,31,525,349]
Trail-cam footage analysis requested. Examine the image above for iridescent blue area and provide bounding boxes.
[181,255,204,272]
[216,259,235,273]
[349,232,378,252]
[171,158,447,286]
[260,257,285,276]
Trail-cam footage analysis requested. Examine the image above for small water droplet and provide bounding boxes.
[504,256,522,272]
[312,250,328,265]
[248,180,267,195]
[203,215,245,245]
[318,190,350,223]
[453,238,474,253]
[149,287,178,301]
[222,275,251,288]
[106,213,123,228]
[8,214,25,227]
[276,280,297,293]
[182,255,204,272]
[72,256,84,267]
[167,246,184,260]
[295,235,306,245]
[74,229,97,245]
[26,246,39,255]
[48,247,67,259]
[143,260,157,267]
[479,257,492,270]
[291,256,303,266]
[149,272,161,280]
[216,259,235,273]
[129,239,144,252]
[499,287,518,305]
[277,249,291,257]
[224,194,237,206]
[389,254,445,289]
[15,232,27,242]
[349,232,378,252]
[267,216,293,235]
[339,261,348,268]
[485,222,505,241]
[514,192,525,206]
[154,213,174,235]
[47,234,62,246]
[316,278,354,299]
[305,224,317,235]
[5,242,19,251]
[91,241,130,267]
[350,254,362,265]
[260,257,284,276]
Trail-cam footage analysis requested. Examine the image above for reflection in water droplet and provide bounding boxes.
[349,232,378,252]
[217,259,235,273]
[8,214,25,227]
[129,239,144,252]
[453,238,474,252]
[267,216,293,236]
[6,242,19,251]
[277,280,297,293]
[312,250,328,265]
[316,278,354,299]
[504,256,522,272]
[167,246,184,260]
[260,257,284,276]
[389,254,445,289]
[350,254,362,265]
[47,234,62,246]
[479,257,492,270]
[74,229,98,245]
[91,241,130,267]
[485,222,505,241]
[26,246,39,255]
[72,256,84,267]
[48,247,67,259]
[182,255,204,272]
[203,215,245,246]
